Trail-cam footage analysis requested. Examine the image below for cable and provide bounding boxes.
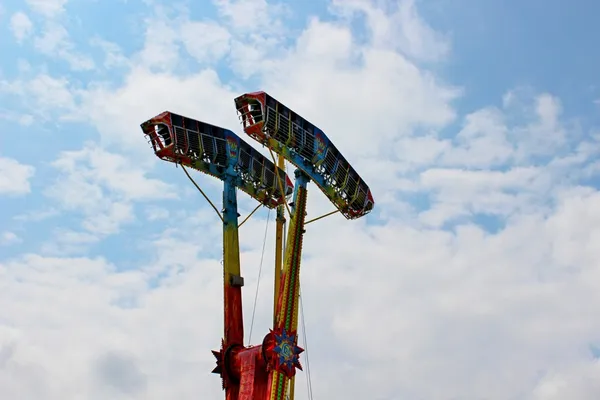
[248,209,271,344]
[305,209,339,225]
[180,163,224,223]
[300,288,314,400]
[239,203,262,228]
[267,147,292,218]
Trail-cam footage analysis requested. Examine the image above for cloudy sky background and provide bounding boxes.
[2,0,600,399]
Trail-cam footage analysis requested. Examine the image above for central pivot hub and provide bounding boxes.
[263,328,304,378]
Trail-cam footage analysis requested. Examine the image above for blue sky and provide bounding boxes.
[1,0,600,399]
[424,0,600,109]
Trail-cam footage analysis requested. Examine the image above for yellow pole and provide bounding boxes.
[274,155,285,323]
[288,374,296,400]
[268,170,309,400]
[223,175,244,349]
[274,154,295,400]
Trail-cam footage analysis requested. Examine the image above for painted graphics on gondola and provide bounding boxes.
[314,129,327,163]
[226,134,239,161]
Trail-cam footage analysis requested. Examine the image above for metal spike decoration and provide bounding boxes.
[212,350,222,374]
[211,339,226,390]
[271,328,304,377]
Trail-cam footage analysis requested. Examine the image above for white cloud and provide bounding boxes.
[331,0,450,62]
[179,20,231,64]
[22,0,93,70]
[213,0,288,34]
[0,252,224,399]
[82,202,135,236]
[3,185,600,399]
[40,229,100,256]
[383,89,600,227]
[34,22,94,70]
[10,12,33,43]
[0,109,35,126]
[398,91,572,173]
[502,88,567,156]
[90,37,130,69]
[49,145,176,202]
[44,145,176,243]
[2,0,600,399]
[79,67,240,152]
[0,74,78,120]
[510,93,566,160]
[531,361,600,400]
[418,166,546,226]
[226,16,459,162]
[0,157,35,196]
[144,206,170,221]
[297,186,600,398]
[0,232,22,245]
[26,0,68,17]
[13,208,59,222]
[441,106,513,167]
[135,6,185,72]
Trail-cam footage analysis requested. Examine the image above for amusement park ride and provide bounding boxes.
[141,92,374,400]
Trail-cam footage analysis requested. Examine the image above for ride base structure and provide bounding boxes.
[141,92,374,400]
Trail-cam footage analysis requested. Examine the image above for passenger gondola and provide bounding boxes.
[141,111,293,208]
[234,92,374,219]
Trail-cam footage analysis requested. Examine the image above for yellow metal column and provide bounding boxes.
[222,174,244,349]
[274,154,285,324]
[267,170,309,400]
[274,154,295,400]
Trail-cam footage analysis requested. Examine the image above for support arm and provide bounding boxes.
[274,154,285,325]
[265,169,310,400]
[213,170,245,400]
[223,172,244,348]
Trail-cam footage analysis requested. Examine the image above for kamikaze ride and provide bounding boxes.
[141,92,374,400]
